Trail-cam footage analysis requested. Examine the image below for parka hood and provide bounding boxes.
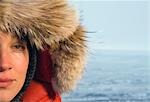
[0,0,86,93]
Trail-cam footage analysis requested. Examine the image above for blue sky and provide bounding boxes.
[69,0,149,52]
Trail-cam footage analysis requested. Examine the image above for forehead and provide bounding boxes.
[0,31,16,41]
[0,31,27,42]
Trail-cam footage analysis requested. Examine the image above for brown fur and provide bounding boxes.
[0,0,86,93]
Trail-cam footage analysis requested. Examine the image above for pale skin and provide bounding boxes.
[0,32,29,102]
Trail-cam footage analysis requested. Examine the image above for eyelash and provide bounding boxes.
[13,44,25,51]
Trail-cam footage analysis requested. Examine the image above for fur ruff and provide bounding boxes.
[0,0,86,93]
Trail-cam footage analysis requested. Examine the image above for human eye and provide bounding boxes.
[14,44,25,50]
[11,37,28,52]
[12,42,26,52]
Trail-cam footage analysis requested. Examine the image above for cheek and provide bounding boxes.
[12,51,29,75]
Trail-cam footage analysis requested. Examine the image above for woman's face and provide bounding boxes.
[0,32,29,102]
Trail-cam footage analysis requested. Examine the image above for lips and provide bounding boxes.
[0,78,15,88]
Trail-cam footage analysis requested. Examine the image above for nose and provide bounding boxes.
[0,50,12,72]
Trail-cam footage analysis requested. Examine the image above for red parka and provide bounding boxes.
[22,50,61,102]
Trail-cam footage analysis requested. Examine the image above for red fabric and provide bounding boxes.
[35,49,53,83]
[22,50,61,102]
[22,80,61,102]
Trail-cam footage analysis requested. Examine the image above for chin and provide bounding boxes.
[0,84,22,102]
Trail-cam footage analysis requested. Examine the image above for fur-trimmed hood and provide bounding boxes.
[0,0,86,93]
